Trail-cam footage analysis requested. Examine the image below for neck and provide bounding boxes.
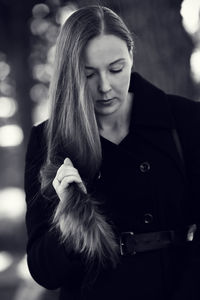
[97,93,133,131]
[97,93,134,144]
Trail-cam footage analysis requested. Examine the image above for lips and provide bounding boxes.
[96,98,115,106]
[98,98,112,101]
[97,97,115,102]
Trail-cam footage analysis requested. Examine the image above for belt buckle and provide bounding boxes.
[120,231,136,256]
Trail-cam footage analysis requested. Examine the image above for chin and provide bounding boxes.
[96,107,120,116]
[95,101,121,116]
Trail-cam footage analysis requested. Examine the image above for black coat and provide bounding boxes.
[24,73,200,300]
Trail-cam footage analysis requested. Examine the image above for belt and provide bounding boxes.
[119,224,197,256]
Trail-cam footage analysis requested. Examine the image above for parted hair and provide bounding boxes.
[40,5,134,268]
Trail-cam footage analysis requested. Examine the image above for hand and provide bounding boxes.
[52,158,87,201]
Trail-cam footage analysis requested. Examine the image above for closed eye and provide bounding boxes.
[110,68,123,73]
[86,73,95,78]
[86,68,123,79]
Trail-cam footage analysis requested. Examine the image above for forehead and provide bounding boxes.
[84,34,129,67]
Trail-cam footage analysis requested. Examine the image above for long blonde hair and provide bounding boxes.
[41,5,134,268]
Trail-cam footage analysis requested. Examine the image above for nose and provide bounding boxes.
[98,73,112,94]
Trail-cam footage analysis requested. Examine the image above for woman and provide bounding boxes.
[25,5,200,300]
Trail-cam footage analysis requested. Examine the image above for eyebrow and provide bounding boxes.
[85,58,126,70]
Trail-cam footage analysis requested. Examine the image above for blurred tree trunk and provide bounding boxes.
[0,0,35,188]
[9,0,34,148]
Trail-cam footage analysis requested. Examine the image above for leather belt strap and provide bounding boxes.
[119,224,197,256]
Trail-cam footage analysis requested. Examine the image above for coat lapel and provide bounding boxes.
[129,73,186,179]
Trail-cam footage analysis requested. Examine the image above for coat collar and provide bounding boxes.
[128,73,186,180]
[129,72,174,129]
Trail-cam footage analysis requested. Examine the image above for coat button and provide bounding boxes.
[140,161,150,173]
[144,213,153,224]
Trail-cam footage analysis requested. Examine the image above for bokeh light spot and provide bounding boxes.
[0,187,25,220]
[0,125,24,147]
[0,82,14,96]
[181,0,200,34]
[30,83,49,102]
[32,101,49,125]
[16,255,32,280]
[33,63,53,83]
[190,49,200,83]
[56,4,77,25]
[0,62,10,81]
[44,24,59,43]
[30,19,50,36]
[0,251,13,272]
[0,97,17,118]
[32,3,50,19]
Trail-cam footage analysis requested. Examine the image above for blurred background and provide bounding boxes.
[0,0,200,299]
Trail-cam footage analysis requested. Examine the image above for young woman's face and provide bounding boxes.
[84,34,133,116]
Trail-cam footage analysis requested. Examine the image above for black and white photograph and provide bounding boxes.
[0,0,200,299]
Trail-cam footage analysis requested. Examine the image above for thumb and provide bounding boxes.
[63,157,73,166]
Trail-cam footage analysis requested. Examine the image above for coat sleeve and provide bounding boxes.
[168,95,200,222]
[169,96,200,298]
[173,97,200,223]
[24,124,85,290]
[186,101,200,224]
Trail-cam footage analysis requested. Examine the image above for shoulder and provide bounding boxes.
[29,120,47,146]
[31,120,47,138]
[167,94,200,112]
[167,94,200,129]
[131,72,200,131]
[25,121,48,198]
[25,120,48,163]
[166,95,200,163]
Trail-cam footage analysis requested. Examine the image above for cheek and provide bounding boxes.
[86,80,96,97]
[114,72,131,94]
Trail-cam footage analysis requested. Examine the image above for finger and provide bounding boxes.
[55,158,74,178]
[56,163,74,175]
[58,177,87,194]
[55,165,80,182]
[59,175,82,189]
[64,157,73,166]
[52,177,60,190]
[57,167,79,182]
[77,182,87,194]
